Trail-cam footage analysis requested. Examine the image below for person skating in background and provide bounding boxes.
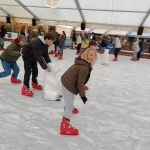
[60,48,97,135]
[113,35,121,61]
[80,40,97,90]
[21,32,56,97]
[140,39,147,58]
[76,33,82,55]
[57,31,66,60]
[54,32,59,57]
[131,41,140,61]
[91,32,96,41]
[48,30,55,55]
[71,30,77,49]
[137,39,143,60]
[100,39,106,54]
[0,25,7,50]
[0,35,27,83]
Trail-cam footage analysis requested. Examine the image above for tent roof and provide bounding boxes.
[127,32,150,38]
[106,30,129,36]
[0,0,150,29]
[90,29,108,34]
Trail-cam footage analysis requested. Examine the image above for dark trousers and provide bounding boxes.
[137,50,142,60]
[114,48,120,58]
[0,37,4,48]
[22,57,38,88]
[77,44,81,53]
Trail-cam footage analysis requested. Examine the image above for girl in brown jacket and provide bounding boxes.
[60,48,97,136]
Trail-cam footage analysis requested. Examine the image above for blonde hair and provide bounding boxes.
[81,48,97,64]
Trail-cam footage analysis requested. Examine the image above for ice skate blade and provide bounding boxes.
[32,87,43,90]
[60,131,79,136]
[43,95,61,101]
[55,99,61,101]
[72,111,79,114]
[57,95,62,98]
[21,93,33,97]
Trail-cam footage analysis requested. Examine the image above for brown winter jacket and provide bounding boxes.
[132,42,140,52]
[61,59,92,97]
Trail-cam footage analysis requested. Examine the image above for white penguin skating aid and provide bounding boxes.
[43,62,61,101]
[101,49,110,66]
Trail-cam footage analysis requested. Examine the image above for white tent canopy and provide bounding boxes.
[106,30,129,36]
[0,0,150,29]
[90,29,108,34]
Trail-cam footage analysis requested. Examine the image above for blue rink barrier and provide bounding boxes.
[99,43,116,51]
[65,38,72,47]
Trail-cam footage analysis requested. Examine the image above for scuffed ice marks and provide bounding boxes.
[0,43,150,150]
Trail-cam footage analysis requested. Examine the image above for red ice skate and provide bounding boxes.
[84,86,89,90]
[49,51,54,55]
[58,55,63,60]
[64,107,79,114]
[76,52,79,55]
[60,117,79,135]
[72,108,79,114]
[21,85,34,97]
[54,53,58,57]
[11,76,22,83]
[113,57,118,61]
[132,58,138,61]
[32,82,43,90]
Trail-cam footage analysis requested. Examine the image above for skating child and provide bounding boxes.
[76,34,82,55]
[0,35,27,83]
[113,35,121,61]
[21,32,56,97]
[54,32,59,57]
[60,48,97,135]
[58,31,66,60]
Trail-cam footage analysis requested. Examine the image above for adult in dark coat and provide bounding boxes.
[0,25,7,50]
[71,30,76,49]
[21,32,56,97]
[137,39,143,60]
[91,32,96,41]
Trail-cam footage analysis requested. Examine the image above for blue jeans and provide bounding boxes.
[132,52,137,58]
[101,47,106,52]
[141,49,144,55]
[59,47,64,55]
[0,37,4,48]
[0,60,20,78]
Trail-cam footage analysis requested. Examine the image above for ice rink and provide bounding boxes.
[0,41,150,150]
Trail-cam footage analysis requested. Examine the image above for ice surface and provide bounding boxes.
[0,41,150,150]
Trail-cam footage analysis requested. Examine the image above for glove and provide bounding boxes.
[81,97,87,104]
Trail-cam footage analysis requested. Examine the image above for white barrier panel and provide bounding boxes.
[4,32,18,40]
